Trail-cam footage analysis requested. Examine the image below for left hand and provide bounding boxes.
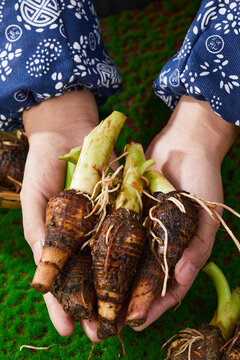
[21,91,99,337]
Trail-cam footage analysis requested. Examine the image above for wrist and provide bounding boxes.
[167,96,239,164]
[23,91,99,149]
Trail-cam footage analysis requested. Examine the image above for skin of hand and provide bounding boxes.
[132,95,240,331]
[21,90,99,337]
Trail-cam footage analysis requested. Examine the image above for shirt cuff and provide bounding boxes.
[153,0,240,127]
[0,1,122,131]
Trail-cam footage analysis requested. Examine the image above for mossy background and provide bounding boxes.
[0,1,239,359]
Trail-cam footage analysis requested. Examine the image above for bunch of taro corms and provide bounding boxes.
[30,112,240,355]
[0,130,28,208]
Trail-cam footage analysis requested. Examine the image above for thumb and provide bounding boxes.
[20,155,75,337]
[20,183,46,264]
[20,146,64,264]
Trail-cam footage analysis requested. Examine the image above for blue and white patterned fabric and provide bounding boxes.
[0,0,121,131]
[154,0,240,127]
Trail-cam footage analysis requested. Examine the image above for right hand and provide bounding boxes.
[133,96,239,332]
[21,90,99,336]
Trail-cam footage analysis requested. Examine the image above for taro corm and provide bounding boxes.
[91,142,155,339]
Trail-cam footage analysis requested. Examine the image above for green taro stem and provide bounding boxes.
[59,145,82,165]
[115,142,155,213]
[203,261,240,341]
[70,111,127,196]
[145,170,175,194]
[64,162,76,190]
[60,147,115,190]
[60,146,82,190]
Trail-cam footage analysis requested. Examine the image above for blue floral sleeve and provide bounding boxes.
[154,0,240,127]
[0,1,122,131]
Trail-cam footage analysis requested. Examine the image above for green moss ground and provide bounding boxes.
[0,1,239,359]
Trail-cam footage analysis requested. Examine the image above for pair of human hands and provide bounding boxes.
[21,90,239,342]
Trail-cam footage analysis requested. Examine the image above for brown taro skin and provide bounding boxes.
[31,189,96,294]
[147,191,198,269]
[168,325,224,360]
[221,322,240,360]
[126,240,165,327]
[0,140,28,190]
[90,207,145,340]
[51,247,96,320]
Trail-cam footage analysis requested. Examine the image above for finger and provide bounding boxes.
[20,146,65,263]
[132,282,189,331]
[20,185,46,263]
[21,148,75,336]
[81,314,102,343]
[44,292,75,336]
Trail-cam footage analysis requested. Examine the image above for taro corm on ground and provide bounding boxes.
[0,130,28,208]
[221,321,240,359]
[31,111,127,295]
[90,142,155,339]
[0,129,28,191]
[163,262,240,360]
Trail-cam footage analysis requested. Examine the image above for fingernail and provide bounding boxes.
[32,241,43,265]
[177,261,197,287]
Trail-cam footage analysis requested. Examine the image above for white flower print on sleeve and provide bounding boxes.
[220,75,239,94]
[215,0,240,35]
[0,1,121,131]
[72,36,89,77]
[71,36,121,88]
[199,54,240,94]
[180,66,201,95]
[0,1,6,23]
[67,0,89,21]
[36,72,74,99]
[0,43,22,82]
[210,95,223,111]
[154,0,240,126]
[25,38,62,77]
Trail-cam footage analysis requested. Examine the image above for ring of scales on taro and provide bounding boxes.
[0,1,239,360]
